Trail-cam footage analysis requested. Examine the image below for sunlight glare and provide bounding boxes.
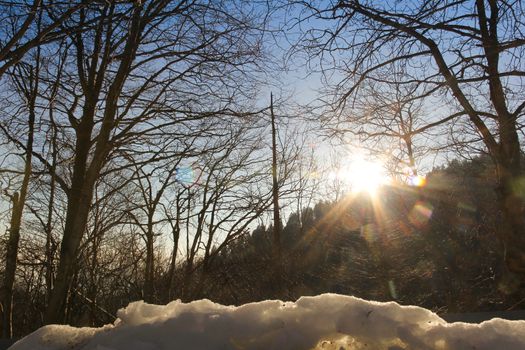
[339,157,389,194]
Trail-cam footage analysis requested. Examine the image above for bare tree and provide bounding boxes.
[351,79,441,179]
[163,188,187,301]
[128,139,197,303]
[294,0,525,286]
[32,0,268,324]
[177,122,274,300]
[270,93,283,287]
[0,45,42,337]
[0,1,84,78]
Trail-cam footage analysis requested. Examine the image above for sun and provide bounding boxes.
[339,157,389,194]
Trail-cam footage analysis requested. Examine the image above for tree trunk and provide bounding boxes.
[181,262,194,302]
[495,153,525,290]
[88,234,100,325]
[44,96,98,323]
[0,90,36,338]
[143,219,155,303]
[44,185,95,324]
[1,194,23,338]
[44,2,143,322]
[45,158,56,304]
[270,93,282,294]
[168,237,179,300]
[168,195,182,300]
[45,119,58,304]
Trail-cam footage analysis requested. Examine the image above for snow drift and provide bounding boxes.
[10,294,525,350]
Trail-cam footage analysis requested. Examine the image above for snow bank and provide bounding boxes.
[10,294,525,350]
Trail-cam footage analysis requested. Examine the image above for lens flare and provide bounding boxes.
[409,175,426,187]
[175,166,201,187]
[333,156,389,194]
[408,200,433,227]
[361,223,379,242]
[388,280,398,299]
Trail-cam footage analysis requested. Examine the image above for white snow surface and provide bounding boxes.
[10,293,525,350]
